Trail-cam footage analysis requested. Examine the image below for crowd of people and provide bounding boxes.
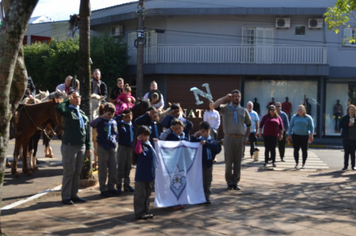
[30,68,356,220]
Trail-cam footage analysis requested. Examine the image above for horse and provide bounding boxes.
[91,94,106,169]
[12,98,63,176]
[40,89,67,102]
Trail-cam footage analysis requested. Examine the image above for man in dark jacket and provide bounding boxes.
[91,68,107,97]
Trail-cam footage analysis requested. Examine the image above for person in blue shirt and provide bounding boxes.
[287,105,314,169]
[134,106,162,146]
[90,103,119,197]
[133,125,157,220]
[165,119,189,141]
[246,101,260,159]
[116,109,136,193]
[160,103,193,140]
[191,121,221,204]
[276,102,289,162]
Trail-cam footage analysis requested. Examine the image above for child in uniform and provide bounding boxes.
[117,109,136,193]
[133,126,157,220]
[90,103,119,197]
[191,121,221,204]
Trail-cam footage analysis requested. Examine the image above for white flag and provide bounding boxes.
[154,140,206,207]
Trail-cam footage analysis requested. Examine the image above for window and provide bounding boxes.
[343,27,356,46]
[295,26,305,36]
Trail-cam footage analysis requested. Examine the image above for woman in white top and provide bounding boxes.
[204,101,221,162]
[204,100,221,140]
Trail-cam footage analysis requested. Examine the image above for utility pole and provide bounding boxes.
[136,0,145,98]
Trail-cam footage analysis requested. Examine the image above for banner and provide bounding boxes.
[154,140,205,207]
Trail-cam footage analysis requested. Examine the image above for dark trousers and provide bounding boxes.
[248,132,257,156]
[278,130,286,159]
[263,135,277,164]
[292,134,309,165]
[343,138,356,168]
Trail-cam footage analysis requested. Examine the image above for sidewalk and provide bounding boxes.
[2,147,356,236]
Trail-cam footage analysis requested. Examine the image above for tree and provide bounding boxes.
[0,0,39,234]
[324,0,356,34]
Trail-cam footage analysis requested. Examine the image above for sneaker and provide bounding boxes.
[234,184,241,190]
[146,213,154,218]
[352,167,356,171]
[281,158,285,162]
[62,199,74,205]
[227,184,234,190]
[71,197,86,203]
[100,191,113,198]
[295,165,299,169]
[205,200,211,204]
[124,186,135,192]
[272,163,277,167]
[263,163,267,167]
[301,165,305,169]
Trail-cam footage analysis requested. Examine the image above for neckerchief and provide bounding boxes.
[229,102,240,124]
[172,131,186,140]
[68,104,85,129]
[199,135,212,160]
[151,121,159,138]
[121,120,133,142]
[103,118,112,140]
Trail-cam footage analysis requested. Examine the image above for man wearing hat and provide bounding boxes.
[143,81,165,110]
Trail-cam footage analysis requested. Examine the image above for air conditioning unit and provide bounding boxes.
[275,18,290,29]
[111,25,123,36]
[308,18,323,29]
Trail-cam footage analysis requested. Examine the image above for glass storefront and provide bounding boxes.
[325,83,348,136]
[244,80,318,133]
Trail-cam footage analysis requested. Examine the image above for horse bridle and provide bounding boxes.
[22,103,60,140]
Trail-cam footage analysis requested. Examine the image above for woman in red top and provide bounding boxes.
[258,105,284,167]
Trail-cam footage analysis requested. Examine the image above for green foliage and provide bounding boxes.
[324,0,356,33]
[24,38,80,91]
[90,34,128,88]
[24,34,128,91]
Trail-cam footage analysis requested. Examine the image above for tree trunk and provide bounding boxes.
[0,0,39,233]
[79,0,92,179]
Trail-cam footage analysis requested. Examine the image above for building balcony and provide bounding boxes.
[128,44,328,65]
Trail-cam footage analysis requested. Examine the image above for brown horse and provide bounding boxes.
[12,98,63,176]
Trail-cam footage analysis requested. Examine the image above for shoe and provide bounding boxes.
[172,205,185,210]
[109,189,121,196]
[227,184,233,190]
[71,197,86,203]
[136,214,148,220]
[234,184,241,191]
[272,163,277,167]
[281,158,285,162]
[146,213,154,218]
[213,158,217,163]
[295,165,299,169]
[301,165,305,169]
[100,191,113,198]
[205,200,211,204]
[62,199,74,205]
[263,163,267,167]
[342,167,347,171]
[124,186,135,192]
[352,167,356,171]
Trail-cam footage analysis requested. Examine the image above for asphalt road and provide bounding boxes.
[1,140,346,208]
[3,140,64,208]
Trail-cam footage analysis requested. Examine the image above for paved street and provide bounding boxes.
[2,143,356,235]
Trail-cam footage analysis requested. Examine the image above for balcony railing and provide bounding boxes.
[128,44,328,65]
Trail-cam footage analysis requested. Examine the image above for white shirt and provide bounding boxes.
[203,109,221,130]
[143,92,165,109]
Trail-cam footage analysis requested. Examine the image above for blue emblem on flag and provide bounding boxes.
[161,145,198,200]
